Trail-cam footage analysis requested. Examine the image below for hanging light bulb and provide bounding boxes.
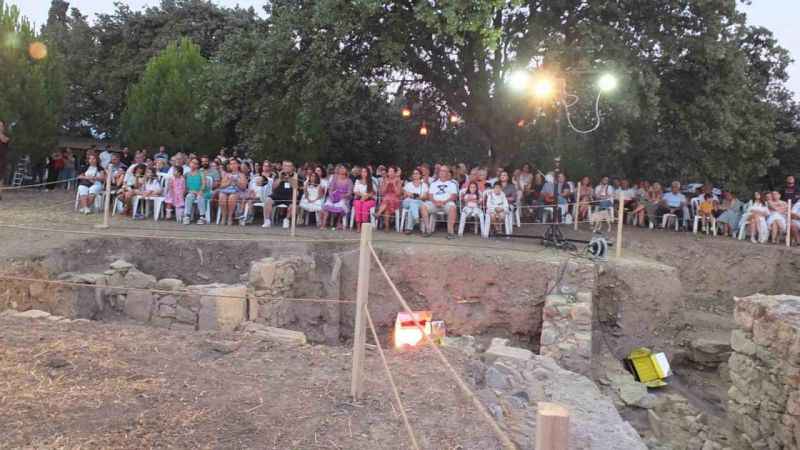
[516,119,526,128]
[449,113,460,124]
[419,121,429,136]
[401,106,412,118]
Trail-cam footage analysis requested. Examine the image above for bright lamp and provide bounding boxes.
[598,74,618,92]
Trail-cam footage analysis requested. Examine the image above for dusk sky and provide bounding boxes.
[13,0,800,95]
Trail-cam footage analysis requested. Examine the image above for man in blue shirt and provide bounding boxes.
[657,181,687,229]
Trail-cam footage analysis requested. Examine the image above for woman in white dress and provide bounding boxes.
[300,172,325,213]
[76,154,105,214]
[741,192,769,243]
[766,191,788,244]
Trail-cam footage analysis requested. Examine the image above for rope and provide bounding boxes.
[364,308,421,450]
[0,223,360,244]
[0,274,354,304]
[367,244,517,450]
[0,177,81,191]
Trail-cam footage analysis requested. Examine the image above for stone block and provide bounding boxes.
[240,321,307,344]
[109,259,134,271]
[197,285,247,332]
[123,269,157,290]
[690,337,732,365]
[156,278,185,291]
[175,305,196,325]
[158,303,176,319]
[14,309,50,319]
[486,338,533,361]
[569,304,592,325]
[28,282,46,299]
[124,291,153,322]
[731,329,756,356]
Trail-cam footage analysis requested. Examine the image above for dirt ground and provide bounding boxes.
[0,314,500,449]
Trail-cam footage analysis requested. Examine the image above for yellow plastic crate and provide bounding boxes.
[626,347,671,388]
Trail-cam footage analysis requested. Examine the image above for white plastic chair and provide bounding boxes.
[458,208,485,237]
[482,209,513,238]
[693,214,717,235]
[661,213,680,231]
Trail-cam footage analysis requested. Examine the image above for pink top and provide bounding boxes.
[167,176,186,207]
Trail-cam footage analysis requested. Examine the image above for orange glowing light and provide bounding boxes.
[401,107,412,118]
[517,119,526,128]
[419,121,428,136]
[449,113,460,124]
[394,311,432,349]
[28,41,47,60]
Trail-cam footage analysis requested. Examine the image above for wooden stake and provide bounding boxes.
[94,166,112,229]
[351,223,372,400]
[573,185,580,231]
[787,199,792,248]
[615,190,624,258]
[535,402,569,450]
[291,173,298,237]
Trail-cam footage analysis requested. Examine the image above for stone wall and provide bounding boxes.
[540,291,592,376]
[728,294,800,449]
[471,339,646,450]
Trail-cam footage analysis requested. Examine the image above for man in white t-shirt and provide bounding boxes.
[99,147,113,170]
[423,166,459,239]
[594,176,615,209]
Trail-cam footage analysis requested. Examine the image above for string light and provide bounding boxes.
[449,113,460,124]
[516,119,526,128]
[598,74,618,92]
[419,121,428,136]
[28,41,47,60]
[401,107,412,118]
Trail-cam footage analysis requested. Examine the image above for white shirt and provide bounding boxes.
[486,190,509,211]
[594,184,615,200]
[353,180,374,196]
[99,151,112,169]
[621,188,637,201]
[428,179,458,202]
[404,181,428,198]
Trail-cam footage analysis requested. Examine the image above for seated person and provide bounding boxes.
[767,191,788,244]
[485,182,510,236]
[656,181,687,228]
[76,154,105,214]
[423,166,459,239]
[265,165,296,228]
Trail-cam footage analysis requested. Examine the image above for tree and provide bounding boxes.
[91,0,258,137]
[0,0,65,163]
[120,38,223,153]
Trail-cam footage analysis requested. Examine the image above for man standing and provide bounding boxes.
[0,119,9,192]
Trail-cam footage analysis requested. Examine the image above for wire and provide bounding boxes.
[367,244,517,450]
[364,309,421,450]
[563,92,604,134]
[0,274,354,304]
[0,177,81,191]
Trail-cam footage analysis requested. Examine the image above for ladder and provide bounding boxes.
[11,156,30,187]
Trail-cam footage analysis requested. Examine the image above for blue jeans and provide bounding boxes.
[402,198,423,230]
[184,192,206,219]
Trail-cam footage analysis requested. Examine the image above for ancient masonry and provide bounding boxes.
[539,291,592,376]
[728,294,800,449]
[45,256,332,341]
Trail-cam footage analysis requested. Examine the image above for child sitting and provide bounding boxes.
[458,182,483,236]
[485,182,510,236]
[697,193,716,232]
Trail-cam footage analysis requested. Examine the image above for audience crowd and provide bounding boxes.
[59,145,800,244]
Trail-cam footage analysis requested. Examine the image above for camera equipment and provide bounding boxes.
[586,232,609,261]
[542,223,577,251]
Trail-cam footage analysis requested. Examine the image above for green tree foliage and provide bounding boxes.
[91,0,258,136]
[0,0,65,162]
[120,38,223,153]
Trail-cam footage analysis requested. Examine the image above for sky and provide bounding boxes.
[12,0,800,95]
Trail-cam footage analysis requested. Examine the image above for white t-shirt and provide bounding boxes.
[404,181,428,198]
[99,151,112,169]
[594,184,615,200]
[428,179,459,203]
[354,180,374,196]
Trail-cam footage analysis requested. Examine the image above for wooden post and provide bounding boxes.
[787,199,793,248]
[615,190,624,258]
[291,173,298,237]
[351,223,372,400]
[573,186,580,231]
[535,402,569,450]
[94,166,112,229]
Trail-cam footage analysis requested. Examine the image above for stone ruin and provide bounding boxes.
[728,294,800,449]
[28,256,335,343]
